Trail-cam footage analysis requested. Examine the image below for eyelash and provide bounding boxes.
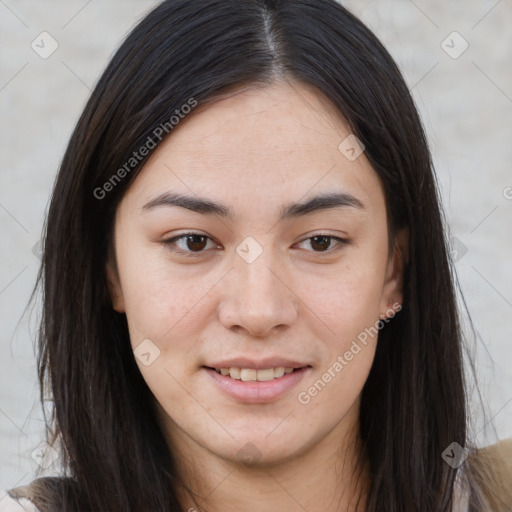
[162,232,349,258]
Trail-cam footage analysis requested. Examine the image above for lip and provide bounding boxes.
[202,365,311,403]
[205,358,308,370]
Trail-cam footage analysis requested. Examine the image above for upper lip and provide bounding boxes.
[204,358,310,370]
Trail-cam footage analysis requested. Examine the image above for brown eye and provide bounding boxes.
[163,233,220,257]
[310,235,332,252]
[183,234,208,252]
[297,235,348,254]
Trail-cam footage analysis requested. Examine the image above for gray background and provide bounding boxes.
[1,0,511,493]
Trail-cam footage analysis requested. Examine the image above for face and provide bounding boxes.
[107,81,406,469]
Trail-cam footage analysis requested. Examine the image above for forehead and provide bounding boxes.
[121,81,385,220]
[159,81,351,165]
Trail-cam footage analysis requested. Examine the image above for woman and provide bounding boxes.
[2,0,511,510]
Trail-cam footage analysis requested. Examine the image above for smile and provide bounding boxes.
[209,366,298,381]
[202,365,311,403]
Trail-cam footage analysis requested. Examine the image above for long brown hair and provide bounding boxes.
[28,0,509,510]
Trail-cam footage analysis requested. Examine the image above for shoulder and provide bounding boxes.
[472,437,512,468]
[0,490,41,512]
[470,436,512,483]
[466,437,512,510]
[1,476,78,512]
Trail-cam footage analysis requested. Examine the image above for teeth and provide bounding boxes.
[229,368,240,379]
[216,366,296,381]
[274,367,285,378]
[240,369,257,381]
[256,368,275,381]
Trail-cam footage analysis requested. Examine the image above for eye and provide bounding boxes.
[162,232,349,258]
[163,232,221,257]
[295,234,348,253]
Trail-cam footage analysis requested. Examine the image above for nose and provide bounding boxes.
[218,245,299,338]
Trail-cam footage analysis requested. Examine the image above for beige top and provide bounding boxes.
[0,491,41,512]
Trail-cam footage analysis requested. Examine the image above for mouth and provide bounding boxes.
[202,365,312,403]
[203,365,309,381]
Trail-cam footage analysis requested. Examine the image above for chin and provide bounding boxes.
[209,426,314,468]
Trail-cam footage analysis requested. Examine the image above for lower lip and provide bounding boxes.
[203,367,310,403]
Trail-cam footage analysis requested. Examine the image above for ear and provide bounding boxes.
[379,227,408,318]
[106,259,126,313]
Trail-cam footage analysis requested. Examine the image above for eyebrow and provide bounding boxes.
[142,191,365,221]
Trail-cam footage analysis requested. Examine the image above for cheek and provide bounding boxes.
[295,252,386,403]
[297,279,380,416]
[117,245,216,343]
[302,259,385,341]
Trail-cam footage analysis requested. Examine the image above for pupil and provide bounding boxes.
[311,236,330,251]
[186,235,207,251]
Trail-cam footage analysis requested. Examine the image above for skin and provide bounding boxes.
[107,80,408,512]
